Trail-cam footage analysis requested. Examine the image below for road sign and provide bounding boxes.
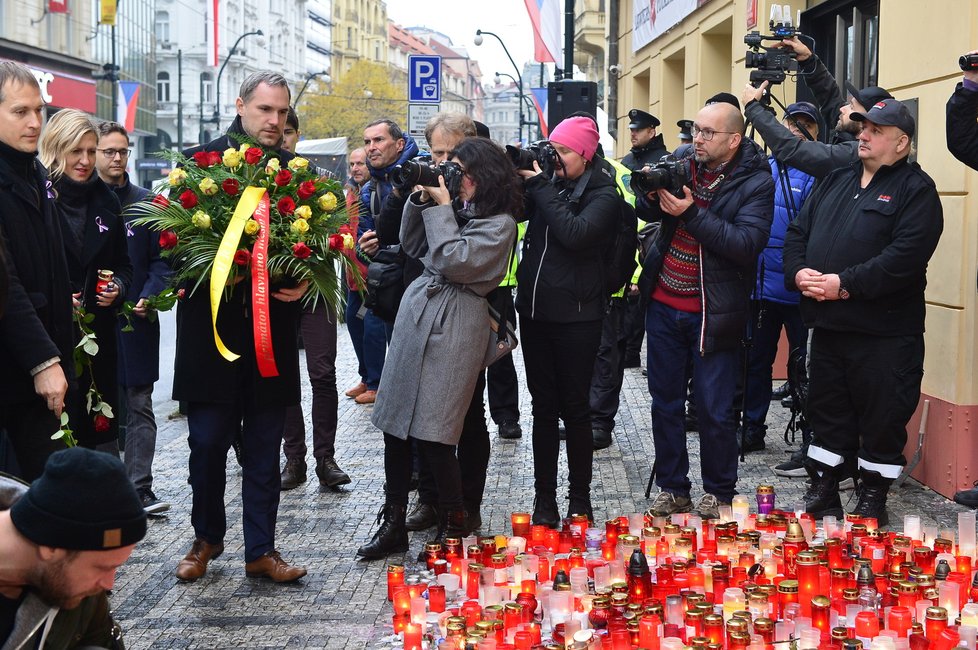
[408,55,441,103]
[408,103,440,141]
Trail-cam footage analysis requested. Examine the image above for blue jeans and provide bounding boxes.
[344,289,387,390]
[743,300,808,432]
[646,300,740,501]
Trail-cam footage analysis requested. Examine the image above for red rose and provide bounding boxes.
[207,151,222,166]
[277,196,296,215]
[151,194,170,208]
[244,147,263,165]
[297,180,317,200]
[179,189,198,209]
[222,178,240,195]
[274,169,293,187]
[159,230,178,249]
[177,288,186,300]
[292,242,312,259]
[93,414,110,433]
[233,249,251,266]
[328,234,344,250]
[192,151,213,168]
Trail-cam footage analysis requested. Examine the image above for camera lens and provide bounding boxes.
[960,54,978,72]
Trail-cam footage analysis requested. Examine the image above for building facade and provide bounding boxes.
[306,0,333,76]
[331,0,388,80]
[614,0,978,498]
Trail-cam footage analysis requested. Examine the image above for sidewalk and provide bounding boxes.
[113,331,972,649]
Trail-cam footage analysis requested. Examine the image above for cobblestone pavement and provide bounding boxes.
[113,313,972,649]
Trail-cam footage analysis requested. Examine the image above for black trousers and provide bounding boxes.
[590,298,627,432]
[805,328,924,480]
[385,433,462,510]
[622,294,646,365]
[522,317,602,498]
[0,399,64,481]
[486,288,520,425]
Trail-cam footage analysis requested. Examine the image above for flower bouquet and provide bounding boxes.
[131,139,360,376]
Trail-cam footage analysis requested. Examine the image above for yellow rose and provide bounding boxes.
[222,148,242,168]
[290,218,310,234]
[239,143,251,156]
[168,168,187,186]
[244,219,260,236]
[293,205,312,220]
[318,192,338,213]
[191,211,211,229]
[287,157,310,172]
[198,177,219,196]
[342,233,355,250]
[265,158,281,175]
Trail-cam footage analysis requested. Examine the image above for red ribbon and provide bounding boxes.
[250,192,279,378]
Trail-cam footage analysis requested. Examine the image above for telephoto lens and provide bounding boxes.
[960,53,978,72]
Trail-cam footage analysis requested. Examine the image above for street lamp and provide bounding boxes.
[493,72,538,141]
[475,29,524,144]
[294,71,329,107]
[213,29,264,128]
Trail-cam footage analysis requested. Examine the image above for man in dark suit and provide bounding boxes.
[96,121,172,515]
[173,71,306,583]
[0,62,73,481]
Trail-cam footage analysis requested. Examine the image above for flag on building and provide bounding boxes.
[117,82,140,132]
[531,88,549,138]
[99,0,117,24]
[49,0,68,13]
[523,0,561,63]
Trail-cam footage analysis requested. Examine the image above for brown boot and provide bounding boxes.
[176,539,225,582]
[245,550,307,583]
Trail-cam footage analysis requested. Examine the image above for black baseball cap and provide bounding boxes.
[844,82,893,111]
[784,101,819,124]
[850,98,915,138]
[705,92,740,110]
[628,109,660,129]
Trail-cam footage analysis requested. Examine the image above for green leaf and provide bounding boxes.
[99,403,115,418]
[51,430,64,441]
[83,339,99,356]
[83,312,96,324]
[60,412,70,426]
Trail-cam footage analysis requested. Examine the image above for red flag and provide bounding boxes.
[49,0,68,13]
[212,0,220,67]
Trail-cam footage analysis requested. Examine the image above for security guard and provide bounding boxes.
[677,119,694,147]
[621,109,668,171]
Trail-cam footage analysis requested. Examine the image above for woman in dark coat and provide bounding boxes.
[39,109,131,452]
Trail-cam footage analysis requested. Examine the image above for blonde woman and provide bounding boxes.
[40,109,131,452]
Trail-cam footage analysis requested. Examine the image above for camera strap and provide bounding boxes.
[562,167,592,207]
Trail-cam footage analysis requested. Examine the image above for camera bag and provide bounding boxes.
[364,244,406,323]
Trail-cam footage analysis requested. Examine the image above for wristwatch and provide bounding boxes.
[838,285,850,300]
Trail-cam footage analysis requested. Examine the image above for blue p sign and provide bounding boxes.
[408,55,441,103]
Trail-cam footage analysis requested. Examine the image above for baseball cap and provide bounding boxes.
[844,82,893,111]
[849,98,916,138]
[784,101,819,124]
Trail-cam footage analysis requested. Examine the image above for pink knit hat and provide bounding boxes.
[549,116,600,160]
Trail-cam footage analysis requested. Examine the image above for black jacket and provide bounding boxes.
[783,157,943,336]
[947,80,978,170]
[636,139,774,353]
[0,147,75,406]
[173,120,301,406]
[621,134,670,171]
[515,163,620,323]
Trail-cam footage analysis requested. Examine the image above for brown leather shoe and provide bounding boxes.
[354,389,377,404]
[344,381,367,398]
[245,550,307,583]
[175,539,224,582]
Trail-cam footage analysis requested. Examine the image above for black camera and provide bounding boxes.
[629,155,689,198]
[744,10,800,87]
[390,159,464,197]
[505,140,559,177]
[960,54,978,72]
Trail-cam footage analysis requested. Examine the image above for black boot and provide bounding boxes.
[532,493,560,528]
[356,503,408,560]
[803,464,844,519]
[567,493,594,521]
[316,457,351,488]
[404,503,439,531]
[418,508,468,562]
[463,501,482,532]
[851,470,892,527]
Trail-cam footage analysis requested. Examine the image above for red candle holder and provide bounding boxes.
[393,585,412,616]
[511,512,531,538]
[428,584,446,613]
[387,564,405,601]
[403,622,422,650]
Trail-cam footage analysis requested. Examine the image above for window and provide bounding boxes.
[155,11,169,43]
[201,72,213,105]
[157,71,171,103]
[803,1,879,96]
[347,27,353,49]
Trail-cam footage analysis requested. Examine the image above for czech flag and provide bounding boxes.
[524,0,561,64]
[49,0,68,13]
[531,88,549,138]
[117,81,140,132]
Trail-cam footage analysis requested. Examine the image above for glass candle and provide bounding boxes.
[393,585,412,617]
[388,564,405,601]
[723,587,746,623]
[511,512,531,538]
[403,622,423,650]
[796,551,821,617]
[756,484,775,515]
[925,606,948,641]
[887,605,913,637]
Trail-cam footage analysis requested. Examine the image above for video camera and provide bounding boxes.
[745,4,801,87]
[505,140,560,178]
[629,155,689,199]
[390,159,465,197]
[961,53,978,72]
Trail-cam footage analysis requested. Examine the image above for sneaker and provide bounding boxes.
[138,488,171,515]
[647,491,692,518]
[774,458,807,477]
[693,494,730,520]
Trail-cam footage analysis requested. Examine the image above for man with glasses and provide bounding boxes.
[96,121,172,515]
[636,101,773,519]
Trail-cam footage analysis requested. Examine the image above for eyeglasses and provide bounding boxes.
[690,126,737,141]
[98,148,131,159]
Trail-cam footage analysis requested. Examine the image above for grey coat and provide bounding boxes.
[371,195,516,446]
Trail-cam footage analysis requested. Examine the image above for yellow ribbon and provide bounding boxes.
[210,186,267,362]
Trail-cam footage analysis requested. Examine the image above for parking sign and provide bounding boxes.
[408,55,441,103]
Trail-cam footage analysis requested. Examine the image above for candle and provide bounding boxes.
[393,585,411,617]
[511,512,531,538]
[403,622,422,650]
[387,564,405,601]
[887,606,913,637]
[756,484,775,515]
[429,584,446,613]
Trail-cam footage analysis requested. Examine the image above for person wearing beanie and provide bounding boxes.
[514,115,621,526]
[0,447,147,649]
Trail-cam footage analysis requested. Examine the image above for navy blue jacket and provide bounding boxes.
[637,139,774,353]
[756,158,815,305]
[114,175,171,387]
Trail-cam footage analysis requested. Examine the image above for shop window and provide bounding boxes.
[157,71,171,103]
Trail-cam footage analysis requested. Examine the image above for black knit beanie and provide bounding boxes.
[11,448,147,550]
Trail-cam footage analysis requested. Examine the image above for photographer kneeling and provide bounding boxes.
[357,138,519,560]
